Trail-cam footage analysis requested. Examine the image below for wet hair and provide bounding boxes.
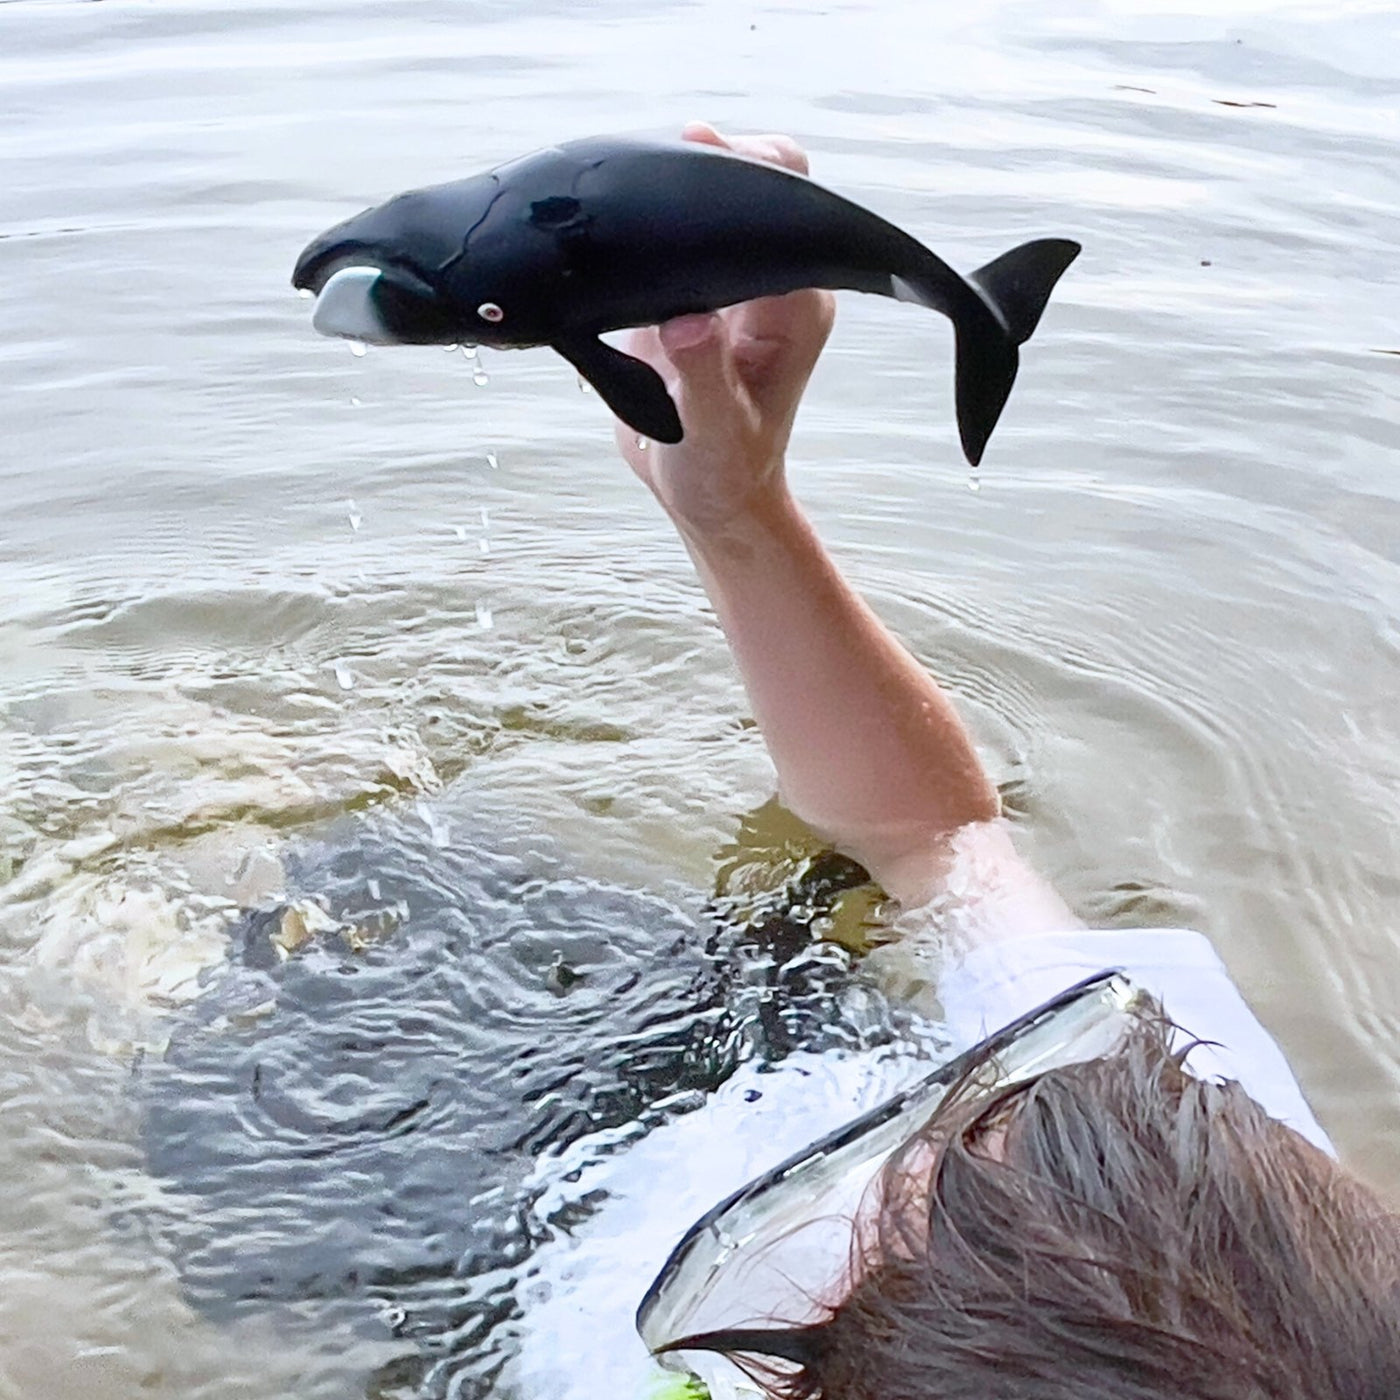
[676,1013,1400,1398]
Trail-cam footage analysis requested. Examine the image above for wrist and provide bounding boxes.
[662,457,795,554]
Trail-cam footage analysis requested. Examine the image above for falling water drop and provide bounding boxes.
[443,343,460,353]
[472,366,489,387]
[453,524,468,540]
[475,601,494,631]
[485,451,499,470]
[350,396,363,408]
[347,499,362,532]
[461,345,479,361]
[332,661,355,691]
[967,473,981,494]
[296,287,314,300]
[478,538,491,557]
[480,507,490,529]
[577,375,592,394]
[349,340,368,358]
[636,435,650,450]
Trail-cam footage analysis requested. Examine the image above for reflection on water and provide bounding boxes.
[1,0,1397,1393]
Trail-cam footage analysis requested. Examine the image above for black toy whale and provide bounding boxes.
[292,137,1080,464]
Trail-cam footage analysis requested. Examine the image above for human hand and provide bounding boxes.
[614,123,836,535]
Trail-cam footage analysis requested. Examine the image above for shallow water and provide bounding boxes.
[1,0,1398,1393]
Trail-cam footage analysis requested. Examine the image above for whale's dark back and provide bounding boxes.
[431,138,961,343]
[547,139,947,332]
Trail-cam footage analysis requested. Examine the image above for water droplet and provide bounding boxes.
[443,343,460,353]
[967,473,981,494]
[475,601,494,631]
[296,287,314,300]
[368,877,381,900]
[480,507,490,529]
[478,537,491,556]
[350,396,363,408]
[332,661,354,690]
[636,435,650,450]
[349,340,368,358]
[453,524,468,540]
[461,345,479,361]
[472,366,489,387]
[347,498,362,531]
[577,374,592,394]
[485,451,499,470]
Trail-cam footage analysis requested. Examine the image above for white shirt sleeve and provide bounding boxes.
[938,927,1334,1156]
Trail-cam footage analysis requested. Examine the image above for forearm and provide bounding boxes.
[670,476,998,904]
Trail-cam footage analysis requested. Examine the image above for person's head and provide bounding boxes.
[679,1013,1400,1398]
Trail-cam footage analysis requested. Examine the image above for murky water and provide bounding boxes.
[1,0,1397,1394]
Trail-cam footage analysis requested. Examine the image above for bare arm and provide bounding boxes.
[617,125,1076,930]
[666,471,997,905]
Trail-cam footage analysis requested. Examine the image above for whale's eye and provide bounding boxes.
[477,302,504,323]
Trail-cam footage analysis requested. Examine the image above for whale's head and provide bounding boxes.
[292,182,501,348]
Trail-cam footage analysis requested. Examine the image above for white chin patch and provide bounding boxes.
[311,266,397,344]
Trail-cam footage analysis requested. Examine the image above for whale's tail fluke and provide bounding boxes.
[958,237,1080,466]
[903,237,1080,466]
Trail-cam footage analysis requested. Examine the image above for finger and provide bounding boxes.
[732,294,835,423]
[733,287,835,355]
[681,120,730,150]
[658,312,729,377]
[731,288,835,413]
[657,312,744,416]
[724,132,810,177]
[680,122,811,177]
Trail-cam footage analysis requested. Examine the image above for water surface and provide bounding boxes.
[1,0,1397,1394]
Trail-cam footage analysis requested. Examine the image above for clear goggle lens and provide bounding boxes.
[637,971,1150,1379]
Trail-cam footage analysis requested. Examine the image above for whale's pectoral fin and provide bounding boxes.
[554,336,684,444]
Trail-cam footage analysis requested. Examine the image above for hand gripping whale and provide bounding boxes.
[292,137,1080,465]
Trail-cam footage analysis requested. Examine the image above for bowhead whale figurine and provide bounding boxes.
[292,137,1080,465]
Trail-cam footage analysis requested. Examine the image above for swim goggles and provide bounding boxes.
[637,970,1151,1377]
